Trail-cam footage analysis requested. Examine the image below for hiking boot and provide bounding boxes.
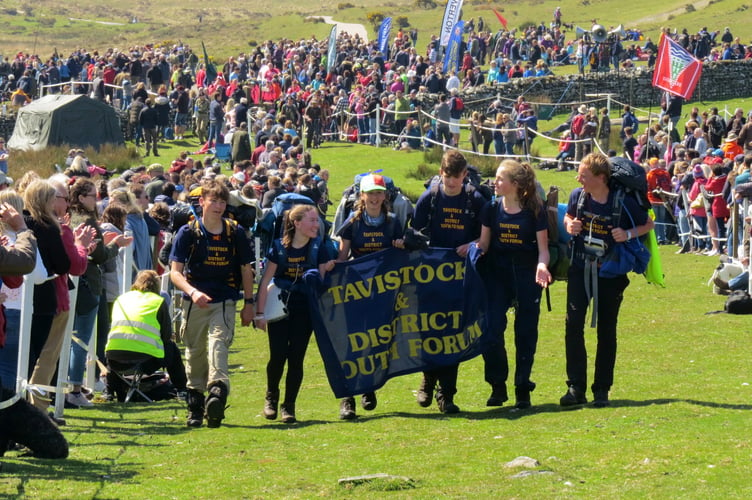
[280,403,296,424]
[416,373,437,408]
[559,386,587,407]
[264,390,279,420]
[713,275,730,290]
[186,389,205,428]
[436,390,460,414]
[205,381,228,428]
[361,392,377,411]
[515,381,537,409]
[592,390,610,408]
[486,384,508,407]
[339,397,357,420]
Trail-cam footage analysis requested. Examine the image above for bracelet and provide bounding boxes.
[254,314,265,320]
[626,230,633,241]
[244,298,255,305]
[189,288,197,298]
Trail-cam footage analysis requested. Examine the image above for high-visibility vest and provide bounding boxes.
[106,291,165,359]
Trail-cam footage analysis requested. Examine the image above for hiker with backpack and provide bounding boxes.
[169,180,255,428]
[335,174,405,421]
[411,151,487,414]
[255,204,336,424]
[476,160,552,410]
[560,153,654,408]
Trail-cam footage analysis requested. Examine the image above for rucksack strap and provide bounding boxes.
[584,258,599,328]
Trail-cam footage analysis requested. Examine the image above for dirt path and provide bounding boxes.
[630,0,714,26]
[319,16,369,43]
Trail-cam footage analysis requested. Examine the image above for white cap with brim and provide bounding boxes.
[360,174,387,192]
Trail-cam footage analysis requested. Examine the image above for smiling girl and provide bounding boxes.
[477,159,551,409]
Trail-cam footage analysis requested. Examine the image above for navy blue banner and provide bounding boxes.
[378,17,392,55]
[305,246,490,398]
[443,20,464,74]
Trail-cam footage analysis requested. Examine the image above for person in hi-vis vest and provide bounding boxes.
[105,270,186,401]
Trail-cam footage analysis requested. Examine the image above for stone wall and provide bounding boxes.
[444,59,752,116]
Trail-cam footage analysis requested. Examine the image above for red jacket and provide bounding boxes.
[705,175,730,219]
[54,225,89,314]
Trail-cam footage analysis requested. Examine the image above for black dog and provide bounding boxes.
[0,387,68,459]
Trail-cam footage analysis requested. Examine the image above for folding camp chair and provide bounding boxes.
[213,143,232,170]
[107,360,152,403]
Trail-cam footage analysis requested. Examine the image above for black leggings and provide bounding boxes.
[266,299,313,405]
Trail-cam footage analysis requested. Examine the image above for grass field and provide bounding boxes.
[3,132,752,498]
[2,2,752,497]
[1,236,748,499]
[1,0,751,59]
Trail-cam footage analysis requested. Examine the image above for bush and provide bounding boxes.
[395,16,410,28]
[337,2,355,9]
[366,11,385,28]
[38,17,56,28]
[685,3,696,12]
[247,40,258,47]
[414,0,437,8]
[406,162,436,181]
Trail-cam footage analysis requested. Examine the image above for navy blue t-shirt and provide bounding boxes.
[339,213,404,258]
[566,187,649,269]
[267,238,329,288]
[480,199,547,267]
[170,219,252,302]
[412,185,485,248]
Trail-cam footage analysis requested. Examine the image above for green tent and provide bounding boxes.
[8,94,124,151]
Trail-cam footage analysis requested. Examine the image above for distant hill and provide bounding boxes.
[0,0,749,58]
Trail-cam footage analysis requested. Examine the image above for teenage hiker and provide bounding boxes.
[560,153,653,408]
[255,204,336,424]
[169,180,255,428]
[411,150,486,414]
[477,160,551,409]
[335,174,405,420]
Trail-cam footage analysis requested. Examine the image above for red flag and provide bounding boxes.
[492,9,508,30]
[651,32,702,100]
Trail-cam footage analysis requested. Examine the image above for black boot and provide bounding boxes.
[435,388,459,414]
[339,397,357,420]
[486,384,508,407]
[186,389,205,428]
[280,402,296,424]
[514,381,536,409]
[416,373,437,408]
[361,392,377,411]
[264,389,279,420]
[205,381,228,428]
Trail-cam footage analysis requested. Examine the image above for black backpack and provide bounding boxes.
[577,156,650,230]
[725,290,752,314]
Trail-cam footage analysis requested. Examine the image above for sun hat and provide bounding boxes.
[360,174,387,193]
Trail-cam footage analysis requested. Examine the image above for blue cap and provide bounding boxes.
[713,148,724,157]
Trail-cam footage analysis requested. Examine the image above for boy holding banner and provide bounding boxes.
[411,151,486,413]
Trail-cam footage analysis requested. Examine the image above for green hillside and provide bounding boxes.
[0,0,749,58]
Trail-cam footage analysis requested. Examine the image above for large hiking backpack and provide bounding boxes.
[607,156,651,222]
[546,185,571,283]
[255,192,334,259]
